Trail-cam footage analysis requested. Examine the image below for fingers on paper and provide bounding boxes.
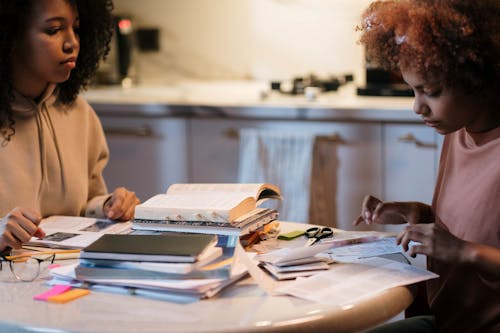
[396,224,430,257]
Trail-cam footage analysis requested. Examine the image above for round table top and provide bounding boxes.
[0,223,414,333]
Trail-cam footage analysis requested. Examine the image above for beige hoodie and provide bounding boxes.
[0,84,110,218]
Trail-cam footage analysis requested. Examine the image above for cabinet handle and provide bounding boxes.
[317,132,344,143]
[223,128,239,139]
[103,125,154,137]
[223,128,344,143]
[398,133,437,148]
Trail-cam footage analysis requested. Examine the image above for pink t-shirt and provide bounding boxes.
[429,126,500,332]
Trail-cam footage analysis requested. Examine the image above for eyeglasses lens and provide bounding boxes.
[9,254,54,282]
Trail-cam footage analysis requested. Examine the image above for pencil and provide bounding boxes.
[6,249,81,260]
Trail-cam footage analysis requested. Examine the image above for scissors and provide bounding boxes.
[304,227,333,246]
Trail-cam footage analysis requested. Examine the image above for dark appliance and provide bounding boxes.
[270,73,354,96]
[357,58,413,97]
[96,15,137,85]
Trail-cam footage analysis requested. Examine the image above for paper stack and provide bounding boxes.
[49,233,248,302]
[255,242,335,280]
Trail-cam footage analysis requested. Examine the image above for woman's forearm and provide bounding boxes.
[463,242,500,278]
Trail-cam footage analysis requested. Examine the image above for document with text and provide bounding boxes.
[275,257,438,306]
[27,216,132,249]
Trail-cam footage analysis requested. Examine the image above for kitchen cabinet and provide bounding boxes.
[99,116,188,201]
[381,124,442,234]
[189,118,383,230]
[97,114,441,233]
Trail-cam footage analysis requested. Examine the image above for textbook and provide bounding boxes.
[80,233,220,263]
[133,208,278,236]
[134,183,282,223]
[76,254,235,280]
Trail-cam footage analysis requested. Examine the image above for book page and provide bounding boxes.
[165,183,282,208]
[166,183,264,198]
[141,194,251,210]
[136,193,256,221]
[28,216,131,249]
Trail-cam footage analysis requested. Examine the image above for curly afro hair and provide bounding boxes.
[357,0,499,95]
[0,0,114,141]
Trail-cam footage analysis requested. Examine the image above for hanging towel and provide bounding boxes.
[238,128,315,223]
[308,138,339,228]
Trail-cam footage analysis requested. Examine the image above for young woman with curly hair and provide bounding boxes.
[0,0,139,252]
[354,0,499,332]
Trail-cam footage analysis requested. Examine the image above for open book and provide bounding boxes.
[134,183,282,223]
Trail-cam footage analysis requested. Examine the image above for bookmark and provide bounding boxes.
[47,288,90,304]
[33,285,72,301]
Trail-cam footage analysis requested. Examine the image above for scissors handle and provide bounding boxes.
[305,227,333,246]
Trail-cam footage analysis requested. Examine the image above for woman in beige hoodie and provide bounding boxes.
[0,0,139,252]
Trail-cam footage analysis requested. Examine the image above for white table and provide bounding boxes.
[0,223,414,333]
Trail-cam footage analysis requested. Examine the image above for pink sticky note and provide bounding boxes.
[34,285,72,301]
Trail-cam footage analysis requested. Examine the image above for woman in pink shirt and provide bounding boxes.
[355,1,499,332]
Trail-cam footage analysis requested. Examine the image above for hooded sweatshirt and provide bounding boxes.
[0,84,110,218]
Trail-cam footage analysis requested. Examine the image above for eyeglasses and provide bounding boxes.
[0,252,55,282]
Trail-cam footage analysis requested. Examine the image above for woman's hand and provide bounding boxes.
[0,208,45,251]
[399,223,500,277]
[396,223,466,260]
[103,187,140,221]
[353,195,434,226]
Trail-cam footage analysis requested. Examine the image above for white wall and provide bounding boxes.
[114,0,372,85]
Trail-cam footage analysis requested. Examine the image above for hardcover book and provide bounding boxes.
[80,233,219,263]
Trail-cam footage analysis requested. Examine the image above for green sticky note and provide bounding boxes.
[278,230,306,240]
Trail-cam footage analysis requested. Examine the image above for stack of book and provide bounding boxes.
[49,183,282,301]
[50,233,247,301]
[132,183,282,236]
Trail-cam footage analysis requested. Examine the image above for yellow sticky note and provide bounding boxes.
[47,288,90,304]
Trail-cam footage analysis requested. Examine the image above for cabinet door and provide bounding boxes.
[189,119,382,230]
[99,117,188,201]
[382,124,440,232]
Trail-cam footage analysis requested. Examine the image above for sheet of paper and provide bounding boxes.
[276,257,438,306]
[167,183,261,197]
[255,242,335,265]
[140,193,244,210]
[327,237,402,260]
[28,216,131,249]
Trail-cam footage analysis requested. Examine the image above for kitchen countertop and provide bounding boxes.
[83,80,420,122]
